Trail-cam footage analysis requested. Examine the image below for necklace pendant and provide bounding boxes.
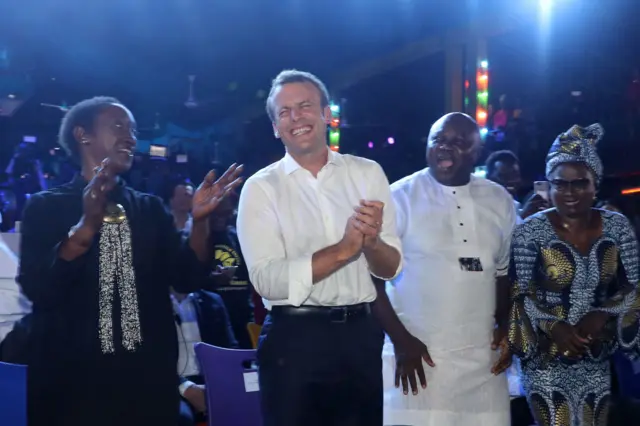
[103,203,127,224]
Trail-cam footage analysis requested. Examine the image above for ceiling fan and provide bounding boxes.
[183,75,222,109]
[40,101,69,112]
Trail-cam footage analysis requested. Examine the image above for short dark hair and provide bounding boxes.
[265,69,330,122]
[165,179,195,204]
[58,96,121,163]
[485,150,519,177]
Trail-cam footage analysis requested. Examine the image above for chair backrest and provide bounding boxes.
[0,361,27,426]
[613,352,640,398]
[246,322,262,349]
[194,343,262,426]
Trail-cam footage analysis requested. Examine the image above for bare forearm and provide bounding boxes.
[312,243,353,284]
[58,217,98,261]
[371,277,411,344]
[364,241,400,280]
[495,276,510,328]
[189,220,210,263]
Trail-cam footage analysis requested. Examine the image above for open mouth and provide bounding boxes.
[564,199,580,206]
[116,147,134,157]
[436,151,455,169]
[291,125,312,137]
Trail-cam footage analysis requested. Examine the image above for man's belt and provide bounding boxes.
[270,303,371,323]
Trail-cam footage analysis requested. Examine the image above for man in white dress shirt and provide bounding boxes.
[237,69,402,426]
[379,113,515,426]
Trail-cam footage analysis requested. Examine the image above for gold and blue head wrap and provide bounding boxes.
[545,123,604,183]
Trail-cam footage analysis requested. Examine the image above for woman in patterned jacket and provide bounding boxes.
[506,124,640,426]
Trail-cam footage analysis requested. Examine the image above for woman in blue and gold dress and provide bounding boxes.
[507,124,640,426]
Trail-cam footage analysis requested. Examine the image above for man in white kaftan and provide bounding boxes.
[382,113,516,426]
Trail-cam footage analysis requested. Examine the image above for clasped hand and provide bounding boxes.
[340,199,384,258]
[553,312,609,358]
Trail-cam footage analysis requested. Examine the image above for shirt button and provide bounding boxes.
[464,239,468,243]
[453,191,456,194]
[459,223,464,226]
[457,206,461,209]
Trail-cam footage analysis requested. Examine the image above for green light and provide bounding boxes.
[329,129,340,145]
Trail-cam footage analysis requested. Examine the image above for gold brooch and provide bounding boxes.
[103,203,127,224]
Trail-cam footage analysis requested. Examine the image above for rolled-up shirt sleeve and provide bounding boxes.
[236,178,313,306]
[496,190,517,277]
[368,162,403,280]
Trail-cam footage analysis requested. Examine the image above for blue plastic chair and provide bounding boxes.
[0,361,27,426]
[194,343,262,426]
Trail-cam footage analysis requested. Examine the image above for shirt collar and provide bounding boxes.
[282,147,342,175]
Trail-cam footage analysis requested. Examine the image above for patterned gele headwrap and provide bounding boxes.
[545,123,604,183]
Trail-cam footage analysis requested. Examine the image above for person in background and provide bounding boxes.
[237,69,402,426]
[484,149,535,426]
[379,112,514,425]
[19,96,243,426]
[486,150,522,209]
[492,94,509,131]
[0,232,31,360]
[485,149,549,221]
[172,287,238,426]
[504,124,640,426]
[167,180,195,232]
[596,199,623,214]
[205,194,253,349]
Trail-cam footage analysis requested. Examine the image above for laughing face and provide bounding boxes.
[426,113,481,186]
[81,103,137,174]
[548,162,596,218]
[271,82,330,157]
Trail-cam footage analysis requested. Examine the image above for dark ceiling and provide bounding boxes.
[0,0,475,129]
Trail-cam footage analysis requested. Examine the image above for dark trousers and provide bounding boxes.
[258,307,384,426]
[510,397,534,426]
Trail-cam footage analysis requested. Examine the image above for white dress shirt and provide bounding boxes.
[236,149,402,308]
[0,234,30,344]
[382,169,516,426]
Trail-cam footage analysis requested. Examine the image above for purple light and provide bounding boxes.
[387,137,395,145]
[367,141,374,149]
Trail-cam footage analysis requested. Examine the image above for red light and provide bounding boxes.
[464,80,470,89]
[476,110,487,121]
[331,118,340,128]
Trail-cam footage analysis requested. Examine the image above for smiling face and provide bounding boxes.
[271,82,330,157]
[489,160,522,197]
[427,113,481,186]
[548,162,596,218]
[78,103,137,174]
